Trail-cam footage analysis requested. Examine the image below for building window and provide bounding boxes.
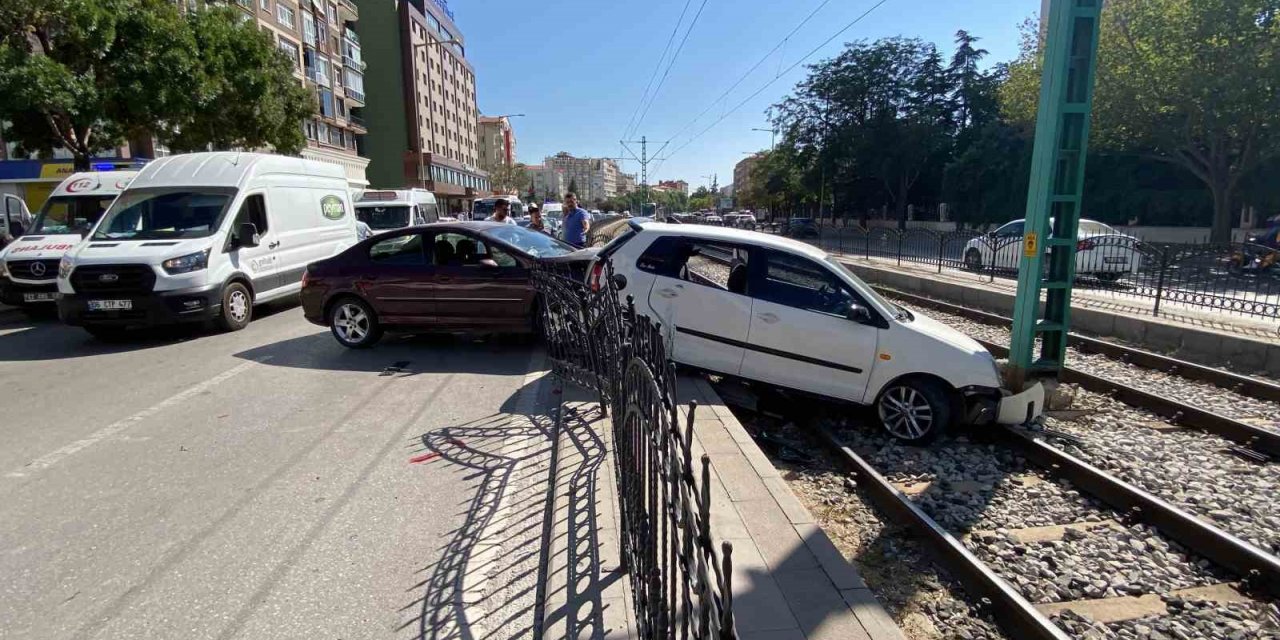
[344,68,364,101]
[302,12,316,45]
[276,3,294,29]
[260,0,270,10]
[277,38,301,69]
[426,13,440,33]
[326,2,337,23]
[315,56,331,86]
[319,88,335,118]
[304,120,317,140]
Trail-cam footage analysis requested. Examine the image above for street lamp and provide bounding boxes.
[409,38,462,190]
[752,127,777,150]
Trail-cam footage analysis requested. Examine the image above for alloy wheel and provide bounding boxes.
[334,303,370,343]
[878,385,934,440]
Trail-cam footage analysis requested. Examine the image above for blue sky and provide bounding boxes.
[454,0,1042,192]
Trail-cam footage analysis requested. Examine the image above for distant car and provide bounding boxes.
[786,218,819,238]
[962,218,1140,282]
[301,222,594,348]
[704,215,724,226]
[587,222,1044,443]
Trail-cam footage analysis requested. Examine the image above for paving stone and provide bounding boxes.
[840,589,908,640]
[710,454,773,503]
[734,498,820,574]
[794,523,868,591]
[763,476,816,525]
[773,568,872,640]
[726,540,803,632]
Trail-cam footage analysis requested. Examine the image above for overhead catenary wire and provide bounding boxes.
[630,0,713,136]
[622,0,696,140]
[661,0,893,165]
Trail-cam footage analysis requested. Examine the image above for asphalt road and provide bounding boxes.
[0,302,547,639]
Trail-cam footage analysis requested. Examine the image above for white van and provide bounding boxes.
[0,171,138,312]
[472,195,525,221]
[56,153,356,338]
[355,188,439,234]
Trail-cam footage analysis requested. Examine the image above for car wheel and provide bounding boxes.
[1095,272,1122,283]
[85,325,129,342]
[215,282,253,332]
[964,248,984,271]
[876,379,952,445]
[329,297,382,348]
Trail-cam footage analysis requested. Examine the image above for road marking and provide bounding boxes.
[7,359,266,479]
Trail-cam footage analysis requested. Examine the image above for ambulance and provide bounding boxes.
[0,171,138,313]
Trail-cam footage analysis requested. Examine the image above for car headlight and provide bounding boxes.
[58,256,74,279]
[162,249,211,275]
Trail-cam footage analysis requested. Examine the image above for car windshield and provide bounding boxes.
[480,225,576,258]
[93,188,234,240]
[30,195,117,235]
[357,205,411,230]
[824,256,907,320]
[1078,220,1117,236]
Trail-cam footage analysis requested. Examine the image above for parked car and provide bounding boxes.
[57,152,357,339]
[302,222,595,348]
[587,222,1043,443]
[0,170,138,314]
[786,218,819,238]
[355,189,439,233]
[962,218,1140,282]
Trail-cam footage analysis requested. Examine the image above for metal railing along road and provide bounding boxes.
[532,261,737,639]
[764,221,1280,321]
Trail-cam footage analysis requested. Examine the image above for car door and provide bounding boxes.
[739,249,879,403]
[225,193,279,291]
[430,231,532,330]
[4,194,28,237]
[641,236,753,376]
[358,231,436,325]
[990,220,1024,269]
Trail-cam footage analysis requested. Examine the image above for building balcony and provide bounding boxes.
[345,88,365,105]
[338,0,358,22]
[348,113,367,133]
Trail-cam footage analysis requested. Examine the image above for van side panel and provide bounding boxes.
[257,173,355,298]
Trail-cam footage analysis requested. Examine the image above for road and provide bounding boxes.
[0,303,552,639]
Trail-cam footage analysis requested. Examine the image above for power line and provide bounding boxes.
[631,0,713,136]
[662,0,893,165]
[622,0,695,140]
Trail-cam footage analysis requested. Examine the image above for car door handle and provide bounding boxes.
[657,288,679,299]
[757,312,780,324]
[268,241,280,249]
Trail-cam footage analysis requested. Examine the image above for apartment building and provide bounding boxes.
[477,115,516,172]
[657,180,688,196]
[617,172,637,196]
[250,0,370,187]
[523,164,566,203]
[356,0,489,215]
[543,152,618,204]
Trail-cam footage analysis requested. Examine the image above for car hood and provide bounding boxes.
[3,234,83,261]
[67,238,213,266]
[902,310,988,355]
[541,248,598,264]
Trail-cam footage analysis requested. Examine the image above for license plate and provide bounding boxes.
[88,299,132,311]
[23,292,56,303]
[1103,257,1128,264]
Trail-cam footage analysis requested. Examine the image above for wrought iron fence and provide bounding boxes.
[765,222,1280,320]
[531,260,737,639]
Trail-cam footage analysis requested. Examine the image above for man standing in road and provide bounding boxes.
[488,198,517,225]
[527,203,546,233]
[562,192,590,248]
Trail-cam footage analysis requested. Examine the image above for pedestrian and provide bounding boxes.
[562,192,590,248]
[527,203,547,233]
[488,198,518,225]
[355,211,373,241]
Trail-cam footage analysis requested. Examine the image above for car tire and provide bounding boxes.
[329,297,382,348]
[1095,272,1122,283]
[85,325,129,342]
[964,248,984,271]
[215,282,253,332]
[875,378,953,445]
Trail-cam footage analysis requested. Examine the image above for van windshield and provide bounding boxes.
[473,199,523,219]
[357,205,410,230]
[31,195,117,235]
[93,188,235,240]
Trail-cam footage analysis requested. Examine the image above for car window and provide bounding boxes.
[369,233,426,266]
[995,221,1024,237]
[433,231,515,267]
[754,251,859,317]
[636,236,749,294]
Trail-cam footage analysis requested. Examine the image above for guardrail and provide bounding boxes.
[531,261,738,639]
[763,222,1280,321]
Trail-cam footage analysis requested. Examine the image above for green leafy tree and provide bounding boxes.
[0,0,198,169]
[165,7,312,154]
[567,178,579,196]
[488,161,531,194]
[1003,0,1280,242]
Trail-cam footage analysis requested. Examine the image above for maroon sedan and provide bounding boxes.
[301,222,590,348]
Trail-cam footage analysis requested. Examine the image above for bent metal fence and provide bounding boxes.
[531,260,737,640]
[776,224,1280,320]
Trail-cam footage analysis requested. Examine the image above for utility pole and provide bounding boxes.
[621,136,669,217]
[702,173,718,211]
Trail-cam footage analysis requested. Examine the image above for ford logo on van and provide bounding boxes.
[321,195,346,220]
[98,273,119,283]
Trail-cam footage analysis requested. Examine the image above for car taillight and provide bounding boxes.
[301,265,314,287]
[1077,239,1095,251]
[589,262,604,293]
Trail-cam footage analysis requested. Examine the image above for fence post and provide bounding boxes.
[1152,246,1168,318]
[896,231,903,266]
[937,233,945,274]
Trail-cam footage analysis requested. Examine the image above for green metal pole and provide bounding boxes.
[1008,0,1105,390]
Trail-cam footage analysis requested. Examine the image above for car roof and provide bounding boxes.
[635,222,829,260]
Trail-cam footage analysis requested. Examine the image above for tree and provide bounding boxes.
[488,162,530,194]
[0,0,198,169]
[164,7,312,154]
[1003,0,1280,242]
[567,178,579,195]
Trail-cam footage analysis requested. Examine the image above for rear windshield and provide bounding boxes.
[357,205,410,230]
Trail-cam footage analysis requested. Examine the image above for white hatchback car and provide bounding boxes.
[590,222,1043,443]
[963,218,1141,282]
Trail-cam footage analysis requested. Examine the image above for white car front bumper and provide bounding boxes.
[996,382,1046,425]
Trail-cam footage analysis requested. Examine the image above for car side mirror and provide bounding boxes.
[987,231,997,238]
[238,222,260,248]
[479,258,499,268]
[611,273,628,290]
[847,303,873,325]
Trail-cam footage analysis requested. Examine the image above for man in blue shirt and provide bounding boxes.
[561,192,590,248]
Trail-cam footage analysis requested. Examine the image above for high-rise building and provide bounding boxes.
[657,180,688,196]
[616,173,637,196]
[248,0,370,188]
[523,164,565,203]
[543,152,618,203]
[356,0,490,215]
[477,116,517,172]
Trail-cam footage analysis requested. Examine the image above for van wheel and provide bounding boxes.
[85,326,129,342]
[876,379,952,445]
[964,248,984,271]
[329,297,382,348]
[215,282,253,332]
